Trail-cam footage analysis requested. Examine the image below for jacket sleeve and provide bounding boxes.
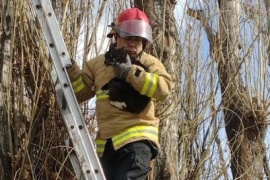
[125,56,173,101]
[66,61,96,103]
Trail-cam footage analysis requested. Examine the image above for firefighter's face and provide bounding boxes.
[116,36,143,57]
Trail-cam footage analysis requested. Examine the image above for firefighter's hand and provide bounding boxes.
[114,54,132,80]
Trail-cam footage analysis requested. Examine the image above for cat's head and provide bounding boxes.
[104,47,127,65]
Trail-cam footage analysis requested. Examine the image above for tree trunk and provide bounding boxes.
[0,0,14,179]
[218,1,267,179]
[134,1,181,179]
[187,0,268,179]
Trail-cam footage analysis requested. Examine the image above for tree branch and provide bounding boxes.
[186,8,217,58]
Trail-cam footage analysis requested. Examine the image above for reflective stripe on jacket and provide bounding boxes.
[71,71,160,98]
[66,52,173,153]
[71,76,86,93]
[95,125,159,157]
[141,73,159,97]
[96,90,109,100]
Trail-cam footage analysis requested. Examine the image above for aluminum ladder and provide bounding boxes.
[29,0,106,179]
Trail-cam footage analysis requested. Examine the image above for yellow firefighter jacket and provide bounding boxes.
[67,52,173,157]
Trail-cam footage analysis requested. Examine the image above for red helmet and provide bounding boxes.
[107,8,153,43]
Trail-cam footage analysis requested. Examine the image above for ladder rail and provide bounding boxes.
[29,0,106,179]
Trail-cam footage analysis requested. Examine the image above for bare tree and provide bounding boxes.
[218,1,267,179]
[188,0,269,179]
[1,0,270,179]
[0,0,14,178]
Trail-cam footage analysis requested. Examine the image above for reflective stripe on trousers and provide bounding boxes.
[95,125,158,156]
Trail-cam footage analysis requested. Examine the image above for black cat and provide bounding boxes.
[102,46,150,114]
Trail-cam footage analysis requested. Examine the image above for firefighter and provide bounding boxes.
[67,8,173,180]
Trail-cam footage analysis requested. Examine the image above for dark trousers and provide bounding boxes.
[99,139,155,180]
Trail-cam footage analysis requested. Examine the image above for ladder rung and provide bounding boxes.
[29,0,106,179]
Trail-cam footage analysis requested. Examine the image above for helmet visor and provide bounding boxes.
[115,20,153,43]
